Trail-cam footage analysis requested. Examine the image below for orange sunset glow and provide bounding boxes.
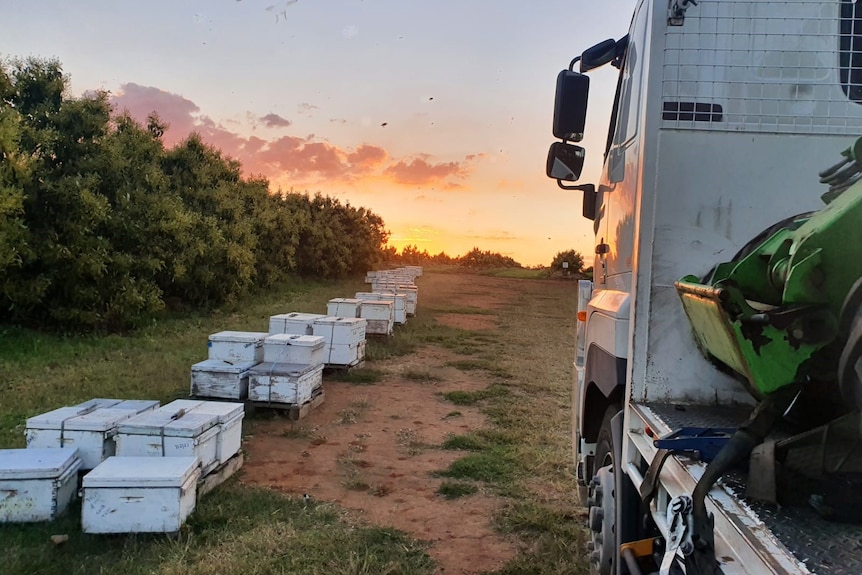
[2,0,634,266]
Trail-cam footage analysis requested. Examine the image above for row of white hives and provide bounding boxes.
[190,277,422,401]
[1,397,244,533]
[190,311,366,401]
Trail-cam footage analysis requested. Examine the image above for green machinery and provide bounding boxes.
[676,137,862,408]
[669,140,862,557]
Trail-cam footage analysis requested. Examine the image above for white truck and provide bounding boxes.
[547,0,862,574]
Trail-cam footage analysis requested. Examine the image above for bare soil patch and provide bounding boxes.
[243,346,519,574]
[241,273,580,574]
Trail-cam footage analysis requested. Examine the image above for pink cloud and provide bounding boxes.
[384,158,468,186]
[109,83,483,187]
[347,145,387,170]
[111,83,199,144]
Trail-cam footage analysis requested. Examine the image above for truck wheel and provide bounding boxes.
[587,406,620,575]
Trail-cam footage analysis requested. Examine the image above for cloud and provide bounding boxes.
[297,102,319,116]
[259,113,292,128]
[111,83,199,140]
[384,158,467,186]
[347,145,387,171]
[467,231,519,241]
[109,82,483,188]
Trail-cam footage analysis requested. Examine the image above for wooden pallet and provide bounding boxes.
[248,388,325,420]
[197,451,244,499]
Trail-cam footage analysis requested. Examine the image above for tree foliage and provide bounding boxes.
[0,57,390,331]
[386,245,522,269]
[549,249,585,274]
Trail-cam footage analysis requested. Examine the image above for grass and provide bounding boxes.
[402,368,442,382]
[442,429,515,451]
[479,268,549,279]
[435,448,518,486]
[0,481,434,575]
[281,425,315,439]
[336,397,370,425]
[395,428,428,456]
[440,384,508,406]
[437,481,479,500]
[1,269,586,574]
[431,305,495,315]
[0,278,368,448]
[327,367,384,385]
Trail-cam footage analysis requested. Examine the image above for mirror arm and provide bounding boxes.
[557,181,595,192]
[568,56,581,72]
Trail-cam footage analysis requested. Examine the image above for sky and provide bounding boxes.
[1,0,634,267]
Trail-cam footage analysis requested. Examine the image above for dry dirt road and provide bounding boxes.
[242,271,582,574]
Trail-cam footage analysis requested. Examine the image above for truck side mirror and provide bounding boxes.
[580,39,618,72]
[546,141,586,181]
[580,36,628,72]
[553,70,589,141]
[583,186,597,220]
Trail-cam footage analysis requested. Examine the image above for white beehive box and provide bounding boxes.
[207,331,268,363]
[26,399,159,455]
[82,456,200,534]
[359,300,394,335]
[116,407,220,474]
[190,358,258,399]
[249,363,324,404]
[164,400,244,465]
[329,340,366,366]
[263,334,325,365]
[371,285,418,315]
[326,298,362,318]
[268,312,325,335]
[0,448,81,523]
[312,317,367,345]
[357,292,406,324]
[56,402,161,471]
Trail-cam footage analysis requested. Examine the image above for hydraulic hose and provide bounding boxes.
[687,387,798,574]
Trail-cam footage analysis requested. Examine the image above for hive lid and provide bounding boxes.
[83,456,199,488]
[264,334,325,349]
[208,331,269,343]
[163,399,205,413]
[27,406,101,430]
[191,358,259,373]
[271,312,326,322]
[359,299,393,307]
[0,448,81,480]
[328,298,362,305]
[186,401,244,422]
[250,362,322,377]
[63,408,146,432]
[112,399,160,413]
[74,398,124,410]
[117,407,218,437]
[314,317,367,327]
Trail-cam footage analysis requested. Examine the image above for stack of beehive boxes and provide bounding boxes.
[190,331,268,399]
[312,316,367,366]
[356,292,406,325]
[25,398,160,471]
[84,398,246,533]
[271,310,367,368]
[248,330,326,406]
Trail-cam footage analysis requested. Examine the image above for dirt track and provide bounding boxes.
[241,272,579,574]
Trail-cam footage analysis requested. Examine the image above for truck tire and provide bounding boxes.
[587,405,620,575]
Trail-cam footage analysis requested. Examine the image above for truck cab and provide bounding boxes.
[549,1,862,573]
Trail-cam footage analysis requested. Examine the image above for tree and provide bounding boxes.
[550,249,585,274]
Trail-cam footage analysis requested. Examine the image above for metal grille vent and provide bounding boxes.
[662,0,862,134]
